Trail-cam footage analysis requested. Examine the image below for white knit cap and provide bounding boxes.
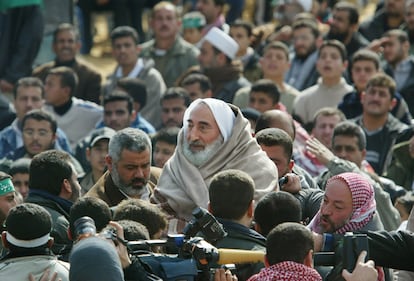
[184,98,235,142]
[202,27,239,60]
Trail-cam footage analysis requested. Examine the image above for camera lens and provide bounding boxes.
[74,216,96,240]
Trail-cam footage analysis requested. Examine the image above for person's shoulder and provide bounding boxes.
[71,97,103,112]
[74,57,102,76]
[33,61,55,74]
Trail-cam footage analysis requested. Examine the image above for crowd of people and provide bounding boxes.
[2,0,414,280]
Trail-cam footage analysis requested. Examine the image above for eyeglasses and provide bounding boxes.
[22,129,53,138]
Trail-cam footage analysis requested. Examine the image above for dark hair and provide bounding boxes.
[117,78,147,108]
[266,222,313,265]
[5,203,52,248]
[161,87,191,107]
[292,19,320,38]
[209,170,254,220]
[333,2,359,25]
[29,150,73,195]
[21,109,58,134]
[111,26,139,44]
[230,19,254,37]
[69,197,112,239]
[366,72,396,99]
[113,199,167,238]
[47,66,78,96]
[114,219,150,241]
[352,49,380,70]
[0,171,11,182]
[383,29,409,44]
[255,128,293,160]
[262,41,290,60]
[9,158,31,176]
[319,40,348,62]
[332,121,366,150]
[250,79,281,104]
[180,73,212,93]
[14,77,44,99]
[254,192,302,237]
[152,127,180,146]
[53,23,79,43]
[104,90,134,114]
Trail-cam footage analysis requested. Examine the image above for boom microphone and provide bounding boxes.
[217,249,265,265]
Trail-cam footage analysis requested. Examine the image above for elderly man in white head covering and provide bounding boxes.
[198,27,251,103]
[151,98,279,230]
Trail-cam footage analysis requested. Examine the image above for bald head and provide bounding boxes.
[255,110,295,139]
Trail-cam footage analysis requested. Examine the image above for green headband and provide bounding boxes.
[183,17,205,29]
[0,178,15,196]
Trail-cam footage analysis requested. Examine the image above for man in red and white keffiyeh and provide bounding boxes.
[248,222,322,281]
[308,172,376,234]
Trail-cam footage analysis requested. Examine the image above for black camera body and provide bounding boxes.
[314,232,369,273]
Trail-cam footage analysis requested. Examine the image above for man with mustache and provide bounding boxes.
[352,73,409,175]
[308,172,384,281]
[33,23,102,104]
[160,87,191,129]
[139,1,200,87]
[85,128,161,207]
[151,98,278,232]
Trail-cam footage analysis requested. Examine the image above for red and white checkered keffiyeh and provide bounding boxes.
[308,172,376,234]
[247,261,322,281]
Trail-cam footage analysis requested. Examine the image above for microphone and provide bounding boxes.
[216,249,265,264]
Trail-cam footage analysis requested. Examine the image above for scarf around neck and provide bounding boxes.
[248,261,322,281]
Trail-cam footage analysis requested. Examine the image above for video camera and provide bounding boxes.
[314,232,369,272]
[73,207,265,280]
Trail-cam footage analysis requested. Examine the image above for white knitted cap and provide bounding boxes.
[202,27,239,60]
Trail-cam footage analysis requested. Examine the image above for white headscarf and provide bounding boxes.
[183,98,235,142]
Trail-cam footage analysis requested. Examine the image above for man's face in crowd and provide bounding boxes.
[112,36,140,67]
[22,119,56,157]
[151,5,180,41]
[316,46,347,81]
[196,0,220,23]
[361,86,396,117]
[328,9,353,42]
[12,173,29,199]
[107,148,151,196]
[183,82,208,102]
[382,35,407,65]
[44,74,69,107]
[249,91,276,113]
[292,27,317,59]
[312,114,342,149]
[319,178,353,233]
[405,4,414,30]
[230,26,251,55]
[68,167,82,202]
[198,41,220,70]
[14,86,43,121]
[104,101,135,131]
[259,47,290,78]
[351,60,378,92]
[386,0,405,17]
[0,191,17,224]
[87,139,109,174]
[53,29,80,62]
[153,140,176,168]
[161,98,187,128]
[259,144,292,178]
[183,103,223,166]
[332,135,366,168]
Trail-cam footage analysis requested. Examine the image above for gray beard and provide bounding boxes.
[182,136,224,167]
[111,166,146,197]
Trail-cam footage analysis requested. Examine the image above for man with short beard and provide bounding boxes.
[285,20,322,91]
[85,128,161,207]
[326,2,369,67]
[151,98,279,231]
